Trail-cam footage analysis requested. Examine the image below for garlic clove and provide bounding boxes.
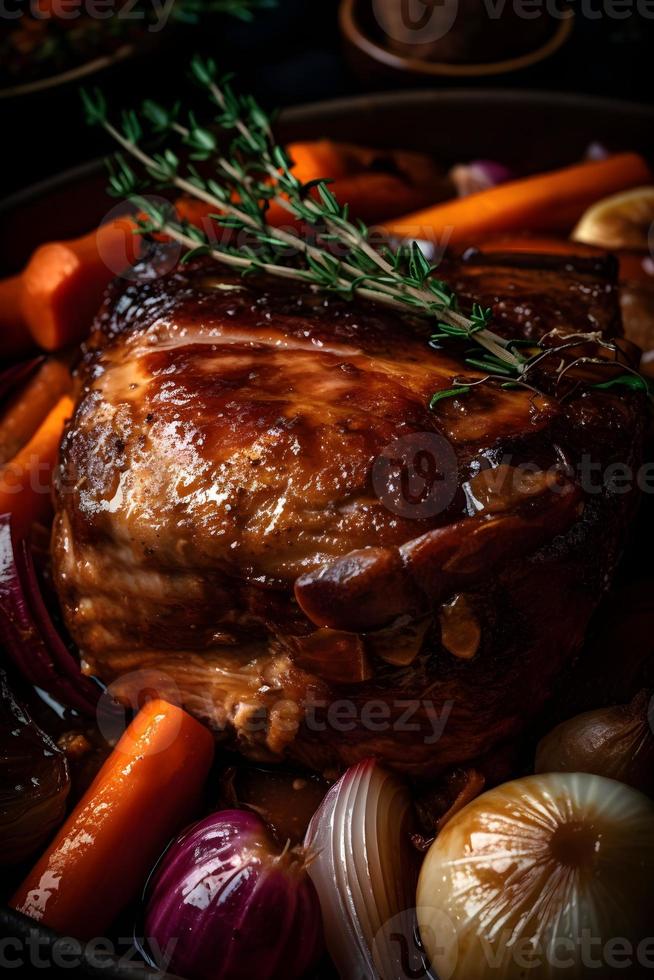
[417,772,654,980]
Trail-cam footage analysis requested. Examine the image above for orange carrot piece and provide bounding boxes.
[11,699,214,940]
[287,139,352,182]
[0,275,34,359]
[175,140,446,232]
[20,217,141,351]
[383,153,652,246]
[0,358,72,465]
[320,171,439,225]
[0,394,73,537]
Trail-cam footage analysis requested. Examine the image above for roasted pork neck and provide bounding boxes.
[52,249,646,776]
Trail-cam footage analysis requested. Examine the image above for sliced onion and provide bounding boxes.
[417,772,654,980]
[304,759,419,980]
[0,668,70,865]
[0,514,100,716]
[142,809,323,980]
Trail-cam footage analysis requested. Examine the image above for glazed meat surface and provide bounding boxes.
[52,249,645,776]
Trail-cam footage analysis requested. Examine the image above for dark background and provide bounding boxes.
[1,0,654,197]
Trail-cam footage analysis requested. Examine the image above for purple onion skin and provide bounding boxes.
[143,809,323,980]
[0,514,100,716]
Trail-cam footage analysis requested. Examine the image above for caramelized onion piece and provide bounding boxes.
[0,670,69,865]
[417,773,654,980]
[535,691,654,795]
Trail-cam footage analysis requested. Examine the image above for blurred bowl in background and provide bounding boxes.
[0,42,139,101]
[339,0,574,84]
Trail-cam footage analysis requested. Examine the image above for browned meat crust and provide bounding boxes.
[51,249,646,776]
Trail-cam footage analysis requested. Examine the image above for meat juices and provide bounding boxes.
[51,249,646,776]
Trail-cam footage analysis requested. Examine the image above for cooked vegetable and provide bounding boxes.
[0,513,100,716]
[0,275,33,359]
[142,808,322,980]
[417,773,654,979]
[278,141,447,225]
[0,358,72,465]
[11,698,214,940]
[87,70,648,405]
[20,217,140,351]
[535,691,654,795]
[384,153,652,245]
[0,394,73,536]
[304,759,418,980]
[175,139,446,230]
[572,185,654,249]
[0,669,69,866]
[449,159,515,197]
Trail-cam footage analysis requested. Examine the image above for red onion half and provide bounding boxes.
[142,809,323,980]
[0,514,100,716]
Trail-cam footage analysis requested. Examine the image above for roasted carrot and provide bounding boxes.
[11,698,214,940]
[0,358,72,465]
[20,217,141,351]
[383,153,652,246]
[0,395,73,537]
[0,275,34,359]
[175,140,446,232]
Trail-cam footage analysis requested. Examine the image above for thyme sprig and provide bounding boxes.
[82,59,651,404]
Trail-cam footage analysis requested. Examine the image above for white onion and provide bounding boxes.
[304,759,418,980]
[417,772,654,980]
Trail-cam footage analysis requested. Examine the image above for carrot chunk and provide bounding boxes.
[0,358,72,465]
[175,139,446,231]
[0,395,73,537]
[11,699,214,940]
[20,217,140,351]
[383,153,653,246]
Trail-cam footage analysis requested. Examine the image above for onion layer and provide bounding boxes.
[304,759,418,980]
[0,668,69,865]
[142,809,322,980]
[0,514,100,716]
[417,772,654,980]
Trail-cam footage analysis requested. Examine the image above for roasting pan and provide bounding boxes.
[1,87,654,272]
[1,87,654,978]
